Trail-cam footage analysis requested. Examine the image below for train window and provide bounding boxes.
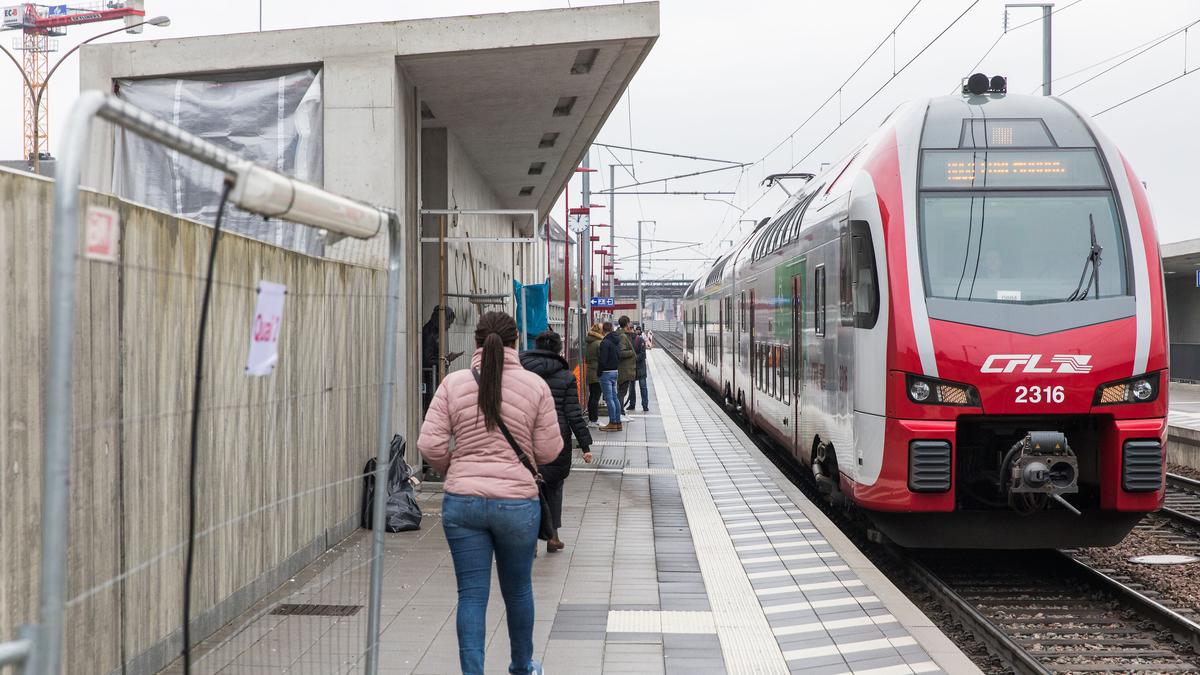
[725,296,733,331]
[840,233,854,326]
[788,191,819,242]
[850,221,880,328]
[757,344,763,393]
[919,193,1126,304]
[780,345,789,403]
[959,118,1054,149]
[815,265,826,337]
[739,292,747,332]
[769,344,777,399]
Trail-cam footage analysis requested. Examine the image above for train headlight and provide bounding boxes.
[1094,373,1160,405]
[906,374,980,406]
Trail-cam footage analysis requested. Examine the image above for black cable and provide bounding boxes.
[182,179,234,674]
[1094,66,1200,116]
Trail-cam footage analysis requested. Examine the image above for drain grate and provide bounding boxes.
[270,603,362,617]
[573,457,627,468]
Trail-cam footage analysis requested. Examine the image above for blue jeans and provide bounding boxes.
[442,492,540,675]
[600,370,621,424]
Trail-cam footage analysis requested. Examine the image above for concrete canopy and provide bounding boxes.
[1163,238,1200,278]
[405,37,650,223]
[78,3,659,231]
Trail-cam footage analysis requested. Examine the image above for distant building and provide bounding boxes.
[1163,238,1200,380]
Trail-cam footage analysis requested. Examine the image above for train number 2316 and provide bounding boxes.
[1014,385,1065,404]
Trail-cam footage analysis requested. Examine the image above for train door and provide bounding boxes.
[718,300,724,380]
[791,263,806,451]
[737,291,746,406]
[748,289,756,417]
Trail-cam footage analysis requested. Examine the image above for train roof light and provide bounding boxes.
[962,72,1007,96]
[966,73,990,95]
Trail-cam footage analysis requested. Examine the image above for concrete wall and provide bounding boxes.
[1167,276,1200,380]
[0,168,389,674]
[420,128,538,375]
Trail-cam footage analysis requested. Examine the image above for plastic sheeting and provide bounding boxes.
[114,69,324,256]
[514,279,550,350]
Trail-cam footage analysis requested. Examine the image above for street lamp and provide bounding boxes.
[0,15,171,173]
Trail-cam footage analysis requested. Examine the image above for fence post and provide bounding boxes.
[32,92,107,675]
[364,212,403,674]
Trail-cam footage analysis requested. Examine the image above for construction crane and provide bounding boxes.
[1,1,146,161]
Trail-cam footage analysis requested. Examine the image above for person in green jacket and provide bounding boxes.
[616,315,636,422]
[585,323,605,427]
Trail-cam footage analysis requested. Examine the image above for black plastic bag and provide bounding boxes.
[360,435,422,532]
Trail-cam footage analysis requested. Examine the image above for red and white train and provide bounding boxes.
[682,76,1168,548]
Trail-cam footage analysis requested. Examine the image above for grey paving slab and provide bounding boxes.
[171,352,967,675]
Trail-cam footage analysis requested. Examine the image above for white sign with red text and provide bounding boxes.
[245,281,286,376]
[84,205,120,263]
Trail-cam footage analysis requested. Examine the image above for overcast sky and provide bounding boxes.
[2,0,1196,282]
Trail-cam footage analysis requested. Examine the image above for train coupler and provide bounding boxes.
[1003,431,1082,516]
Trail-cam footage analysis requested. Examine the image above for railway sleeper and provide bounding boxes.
[1031,649,1190,658]
[1041,658,1200,667]
[1004,627,1145,636]
[1016,638,1157,646]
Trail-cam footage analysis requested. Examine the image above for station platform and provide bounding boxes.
[178,350,977,674]
[1168,381,1200,471]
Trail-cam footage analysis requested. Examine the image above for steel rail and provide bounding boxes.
[1060,550,1200,653]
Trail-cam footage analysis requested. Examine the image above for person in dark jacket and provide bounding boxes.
[626,327,649,412]
[584,323,605,426]
[615,316,636,422]
[598,322,624,431]
[521,331,594,552]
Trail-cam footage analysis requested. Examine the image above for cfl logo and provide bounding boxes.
[980,354,1093,374]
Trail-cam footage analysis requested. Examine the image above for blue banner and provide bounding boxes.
[513,278,550,350]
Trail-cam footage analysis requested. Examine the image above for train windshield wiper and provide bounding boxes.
[1065,214,1102,302]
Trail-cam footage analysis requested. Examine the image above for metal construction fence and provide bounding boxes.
[0,92,402,674]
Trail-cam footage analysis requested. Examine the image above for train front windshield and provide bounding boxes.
[918,148,1128,305]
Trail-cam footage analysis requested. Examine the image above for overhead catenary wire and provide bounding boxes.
[693,0,930,257]
[1094,65,1200,116]
[1045,16,1200,91]
[591,142,743,165]
[1059,17,1200,95]
[749,0,927,168]
[723,0,986,243]
[956,0,1087,93]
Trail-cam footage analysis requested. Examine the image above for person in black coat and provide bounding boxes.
[520,331,593,552]
[626,326,650,412]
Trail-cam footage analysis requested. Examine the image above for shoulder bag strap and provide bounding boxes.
[471,368,543,482]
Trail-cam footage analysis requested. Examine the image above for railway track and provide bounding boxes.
[657,336,1200,673]
[1159,473,1200,535]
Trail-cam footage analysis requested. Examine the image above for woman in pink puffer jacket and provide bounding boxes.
[418,311,560,675]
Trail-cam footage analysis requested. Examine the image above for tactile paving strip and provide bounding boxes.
[656,363,791,674]
[654,352,945,675]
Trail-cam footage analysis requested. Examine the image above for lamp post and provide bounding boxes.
[608,162,632,302]
[637,220,654,324]
[0,15,170,173]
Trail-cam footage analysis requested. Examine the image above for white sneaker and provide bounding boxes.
[621,415,634,423]
[587,421,600,428]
